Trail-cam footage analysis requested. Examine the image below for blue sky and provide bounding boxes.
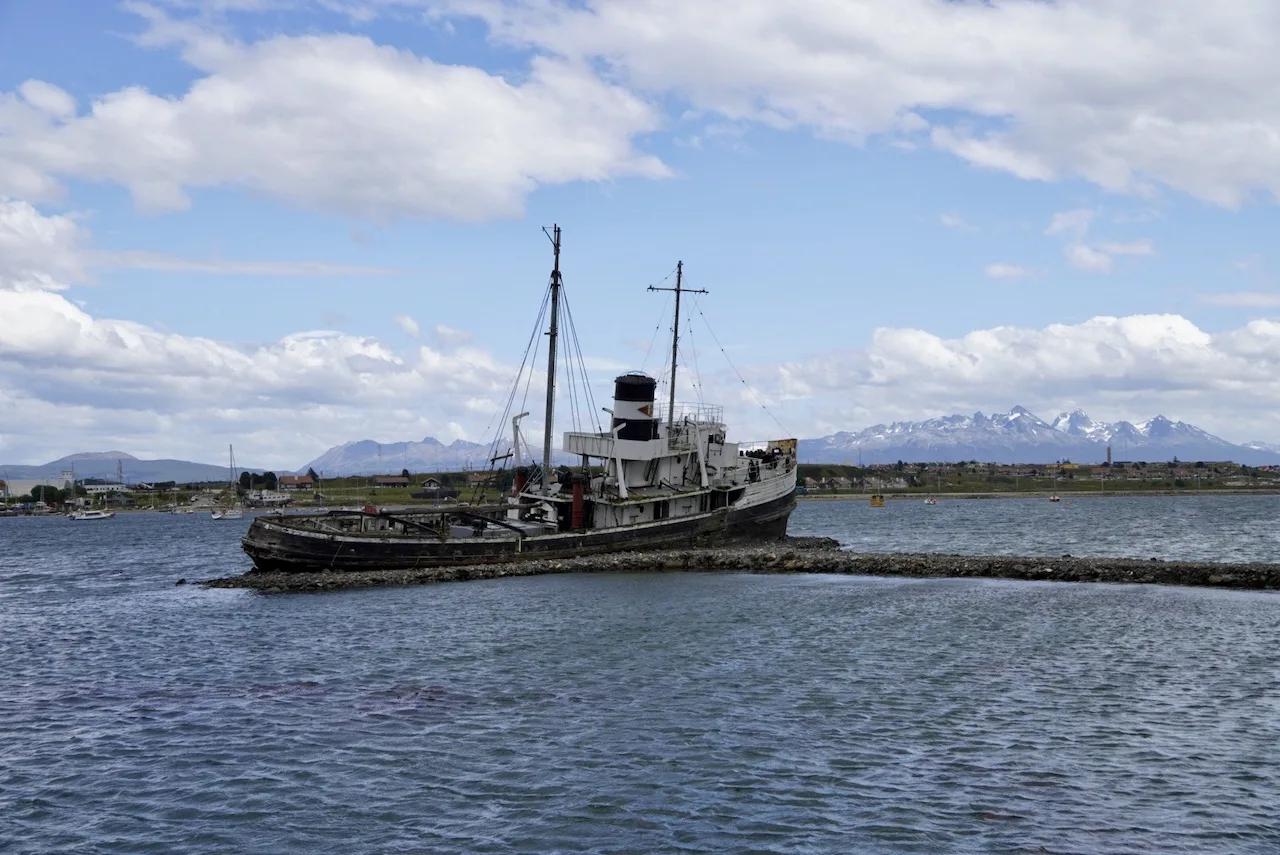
[3,0,1280,468]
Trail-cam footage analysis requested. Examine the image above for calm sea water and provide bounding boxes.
[3,499,1280,854]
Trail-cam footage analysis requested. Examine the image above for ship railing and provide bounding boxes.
[655,402,724,425]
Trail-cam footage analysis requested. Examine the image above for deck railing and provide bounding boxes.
[654,402,724,425]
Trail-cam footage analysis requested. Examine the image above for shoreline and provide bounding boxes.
[200,537,1280,594]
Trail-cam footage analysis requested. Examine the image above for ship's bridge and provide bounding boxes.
[563,401,727,461]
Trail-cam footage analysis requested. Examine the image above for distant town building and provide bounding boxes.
[374,476,410,488]
[278,475,315,491]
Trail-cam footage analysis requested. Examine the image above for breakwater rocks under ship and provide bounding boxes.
[209,537,1280,594]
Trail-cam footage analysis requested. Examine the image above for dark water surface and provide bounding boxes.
[793,494,1280,563]
[3,501,1280,853]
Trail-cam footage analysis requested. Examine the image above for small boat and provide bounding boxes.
[1049,495,1061,503]
[212,444,246,520]
[69,509,115,521]
[870,494,885,507]
[923,497,937,505]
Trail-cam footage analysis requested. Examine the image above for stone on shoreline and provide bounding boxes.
[199,535,1280,595]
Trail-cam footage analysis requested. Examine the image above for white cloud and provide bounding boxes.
[0,201,522,467]
[437,0,1280,207]
[0,199,87,290]
[0,11,667,219]
[7,271,1280,464]
[1064,243,1114,272]
[394,314,420,338]
[17,80,76,119]
[1199,291,1280,308]
[0,287,517,467]
[1062,240,1154,272]
[757,313,1280,444]
[14,2,1280,215]
[984,263,1034,280]
[1044,210,1153,273]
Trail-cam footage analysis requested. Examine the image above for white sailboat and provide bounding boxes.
[211,444,245,520]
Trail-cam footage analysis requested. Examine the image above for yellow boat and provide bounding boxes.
[870,494,885,507]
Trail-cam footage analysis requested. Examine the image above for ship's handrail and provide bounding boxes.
[655,402,724,424]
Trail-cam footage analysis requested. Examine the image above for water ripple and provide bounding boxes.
[3,508,1280,853]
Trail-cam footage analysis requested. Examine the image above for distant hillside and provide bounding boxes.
[0,452,262,484]
[298,437,494,477]
[798,406,1280,466]
[297,434,588,476]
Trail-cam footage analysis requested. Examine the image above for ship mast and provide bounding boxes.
[541,225,562,494]
[648,261,707,431]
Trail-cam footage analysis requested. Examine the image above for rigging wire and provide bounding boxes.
[559,286,600,433]
[482,287,547,459]
[560,295,581,437]
[639,266,677,374]
[477,281,550,498]
[691,300,792,436]
[685,301,705,406]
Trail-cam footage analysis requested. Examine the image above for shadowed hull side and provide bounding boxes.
[242,489,797,573]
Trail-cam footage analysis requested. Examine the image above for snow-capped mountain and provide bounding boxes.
[799,407,1280,465]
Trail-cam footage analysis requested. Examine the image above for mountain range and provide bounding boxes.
[797,406,1280,465]
[298,437,493,477]
[5,407,1279,482]
[0,451,260,485]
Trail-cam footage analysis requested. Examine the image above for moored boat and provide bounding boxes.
[212,445,245,520]
[69,509,115,521]
[242,227,798,573]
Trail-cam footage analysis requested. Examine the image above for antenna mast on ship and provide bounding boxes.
[541,225,562,494]
[648,261,707,431]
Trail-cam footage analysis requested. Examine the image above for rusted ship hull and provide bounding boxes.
[241,489,796,573]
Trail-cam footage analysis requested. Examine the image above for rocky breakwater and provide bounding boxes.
[201,536,1280,594]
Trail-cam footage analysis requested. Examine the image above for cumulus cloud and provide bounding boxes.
[750,313,1280,443]
[0,287,518,466]
[432,0,1280,207]
[13,2,1280,214]
[0,10,667,219]
[0,200,537,467]
[6,274,1280,465]
[0,199,87,290]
